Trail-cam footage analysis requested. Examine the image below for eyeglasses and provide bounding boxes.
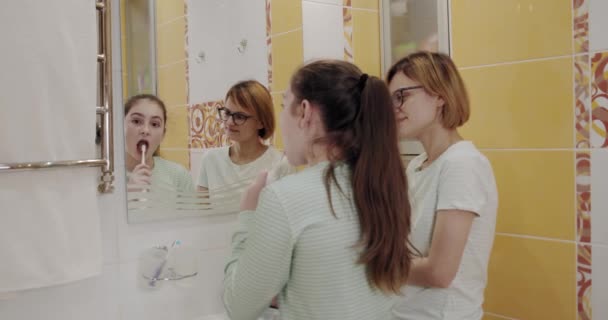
[217,107,254,125]
[391,85,423,110]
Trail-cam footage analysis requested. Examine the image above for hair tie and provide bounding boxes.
[357,73,369,91]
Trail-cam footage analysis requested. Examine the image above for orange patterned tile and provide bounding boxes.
[184,0,190,104]
[576,55,591,148]
[266,0,272,36]
[574,0,589,54]
[189,101,229,149]
[343,7,354,62]
[266,0,273,91]
[578,244,592,320]
[577,152,591,242]
[591,52,608,148]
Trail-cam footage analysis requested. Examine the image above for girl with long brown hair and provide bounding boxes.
[223,60,414,320]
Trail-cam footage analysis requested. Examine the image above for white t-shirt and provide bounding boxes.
[197,145,293,193]
[393,141,498,320]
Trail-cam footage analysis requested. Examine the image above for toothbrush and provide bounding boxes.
[149,240,181,287]
[140,144,147,166]
[137,140,149,166]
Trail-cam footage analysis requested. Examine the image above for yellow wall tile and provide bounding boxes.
[157,18,186,66]
[353,10,381,77]
[158,149,190,170]
[352,0,378,10]
[271,30,303,92]
[485,151,574,240]
[484,235,576,320]
[162,106,189,149]
[156,0,185,25]
[158,61,187,107]
[451,0,573,67]
[271,93,284,149]
[271,0,302,35]
[459,57,573,149]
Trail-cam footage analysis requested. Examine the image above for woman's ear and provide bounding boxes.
[298,99,313,128]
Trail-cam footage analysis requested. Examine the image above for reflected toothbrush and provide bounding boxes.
[137,140,149,166]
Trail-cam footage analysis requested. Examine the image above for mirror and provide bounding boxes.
[381,0,450,156]
[121,0,294,223]
[120,0,450,222]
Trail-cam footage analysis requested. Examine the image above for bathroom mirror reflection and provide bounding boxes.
[120,0,450,223]
[121,0,293,223]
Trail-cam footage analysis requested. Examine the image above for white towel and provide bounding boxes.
[0,0,102,292]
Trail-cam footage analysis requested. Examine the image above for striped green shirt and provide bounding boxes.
[224,162,396,320]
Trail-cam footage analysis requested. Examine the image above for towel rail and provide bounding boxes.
[0,1,115,194]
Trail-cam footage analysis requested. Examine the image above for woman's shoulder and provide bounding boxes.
[442,141,489,166]
[154,156,190,174]
[267,162,332,197]
[262,145,284,161]
[200,146,231,164]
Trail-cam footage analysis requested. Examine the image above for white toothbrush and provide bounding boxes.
[140,144,147,166]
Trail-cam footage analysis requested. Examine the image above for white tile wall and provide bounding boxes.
[187,0,232,103]
[187,0,268,104]
[230,0,270,87]
[0,1,238,319]
[302,1,345,61]
[0,265,120,320]
[589,0,608,52]
[592,149,608,246]
[592,244,608,320]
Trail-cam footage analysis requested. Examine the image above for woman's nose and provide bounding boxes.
[140,123,151,134]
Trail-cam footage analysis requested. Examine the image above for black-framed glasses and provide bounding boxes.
[391,85,423,109]
[217,107,254,125]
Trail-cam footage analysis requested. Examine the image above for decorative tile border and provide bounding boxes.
[573,0,589,54]
[576,54,591,148]
[343,6,354,62]
[573,2,592,319]
[577,243,592,320]
[591,52,608,148]
[266,0,273,91]
[189,101,229,149]
[576,151,591,243]
[184,0,190,104]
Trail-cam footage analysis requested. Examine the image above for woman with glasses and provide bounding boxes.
[386,52,498,320]
[196,80,293,194]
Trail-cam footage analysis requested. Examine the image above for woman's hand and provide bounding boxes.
[127,164,152,192]
[240,170,268,211]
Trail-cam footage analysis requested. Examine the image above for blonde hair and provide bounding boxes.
[225,80,275,140]
[387,51,470,129]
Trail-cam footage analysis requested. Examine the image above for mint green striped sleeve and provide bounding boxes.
[223,187,293,320]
